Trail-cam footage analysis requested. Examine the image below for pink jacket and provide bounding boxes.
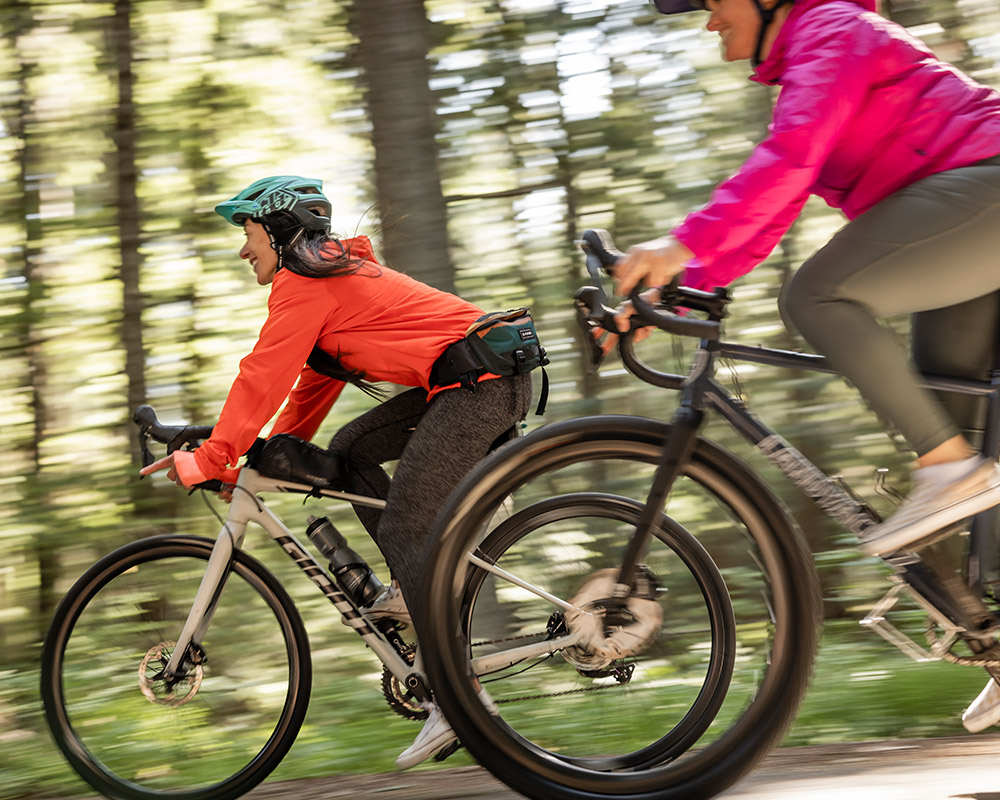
[675,0,1000,291]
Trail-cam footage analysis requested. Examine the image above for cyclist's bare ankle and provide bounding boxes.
[915,435,976,469]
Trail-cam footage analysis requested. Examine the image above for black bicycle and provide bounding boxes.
[414,229,1000,800]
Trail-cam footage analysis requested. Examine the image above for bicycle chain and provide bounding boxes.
[473,621,635,704]
[493,681,627,704]
[381,630,574,716]
[380,628,608,716]
[939,651,1000,667]
[925,621,1000,667]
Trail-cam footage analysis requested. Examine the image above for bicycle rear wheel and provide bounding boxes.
[463,492,736,768]
[420,415,821,800]
[41,535,311,800]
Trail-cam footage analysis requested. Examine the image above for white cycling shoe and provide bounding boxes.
[395,704,457,769]
[963,678,1000,732]
[858,456,1000,557]
[363,581,411,625]
[395,689,498,769]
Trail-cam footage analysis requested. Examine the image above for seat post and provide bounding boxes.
[968,295,1000,596]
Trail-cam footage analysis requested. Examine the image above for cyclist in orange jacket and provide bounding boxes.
[141,175,535,768]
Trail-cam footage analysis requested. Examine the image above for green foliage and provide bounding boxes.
[3,616,992,798]
[3,0,1000,797]
[789,619,991,745]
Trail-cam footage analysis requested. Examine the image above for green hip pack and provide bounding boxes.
[429,308,549,413]
[466,308,547,377]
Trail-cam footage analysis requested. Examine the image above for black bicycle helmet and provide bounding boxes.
[651,0,793,67]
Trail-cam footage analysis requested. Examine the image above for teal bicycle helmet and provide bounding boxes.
[215,176,332,233]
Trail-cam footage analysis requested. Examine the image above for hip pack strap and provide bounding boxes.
[429,339,548,416]
[429,339,482,392]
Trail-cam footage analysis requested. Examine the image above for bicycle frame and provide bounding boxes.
[618,333,1000,641]
[161,465,589,691]
[713,344,999,527]
[159,467,432,686]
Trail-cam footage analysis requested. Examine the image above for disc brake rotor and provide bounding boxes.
[564,567,663,662]
[138,642,203,707]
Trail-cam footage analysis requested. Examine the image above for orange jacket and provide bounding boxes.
[174,237,485,485]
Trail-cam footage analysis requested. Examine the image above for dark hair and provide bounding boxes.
[258,213,381,280]
[306,345,387,400]
[259,219,386,398]
[284,232,380,279]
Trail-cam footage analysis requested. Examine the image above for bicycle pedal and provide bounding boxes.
[433,739,462,762]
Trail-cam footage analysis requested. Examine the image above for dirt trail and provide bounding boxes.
[239,734,1000,800]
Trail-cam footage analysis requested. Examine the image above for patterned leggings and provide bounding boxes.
[327,374,532,603]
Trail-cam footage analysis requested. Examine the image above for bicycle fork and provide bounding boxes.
[162,497,253,682]
[609,406,704,610]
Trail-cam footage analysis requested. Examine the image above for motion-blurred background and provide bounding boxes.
[4,0,1000,796]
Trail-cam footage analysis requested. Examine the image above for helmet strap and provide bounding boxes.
[259,219,306,274]
[259,223,284,273]
[751,0,793,68]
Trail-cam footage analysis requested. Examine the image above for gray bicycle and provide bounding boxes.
[40,409,511,800]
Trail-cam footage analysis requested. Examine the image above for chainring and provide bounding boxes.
[381,667,429,720]
[380,642,428,720]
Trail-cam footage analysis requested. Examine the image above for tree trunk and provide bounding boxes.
[109,0,147,464]
[355,0,455,291]
[13,0,58,640]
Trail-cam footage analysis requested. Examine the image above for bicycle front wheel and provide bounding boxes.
[41,535,311,800]
[420,415,821,800]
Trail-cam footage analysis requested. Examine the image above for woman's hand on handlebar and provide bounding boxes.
[613,235,692,296]
[139,454,235,502]
[599,288,660,355]
[140,453,185,486]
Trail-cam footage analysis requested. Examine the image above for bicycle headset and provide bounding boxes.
[215,175,334,271]
[652,0,794,68]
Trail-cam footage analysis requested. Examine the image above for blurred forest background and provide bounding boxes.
[5,0,1000,797]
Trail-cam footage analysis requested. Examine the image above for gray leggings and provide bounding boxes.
[328,374,532,603]
[781,155,1000,456]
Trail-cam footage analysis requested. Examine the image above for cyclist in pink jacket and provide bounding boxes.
[614,0,1000,730]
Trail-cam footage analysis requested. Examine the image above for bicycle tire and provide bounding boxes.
[419,415,822,800]
[41,535,312,800]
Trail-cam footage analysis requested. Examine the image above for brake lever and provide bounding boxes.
[573,293,610,373]
[579,230,623,307]
[574,284,650,374]
[137,429,155,470]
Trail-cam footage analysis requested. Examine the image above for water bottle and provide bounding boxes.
[306,515,384,606]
